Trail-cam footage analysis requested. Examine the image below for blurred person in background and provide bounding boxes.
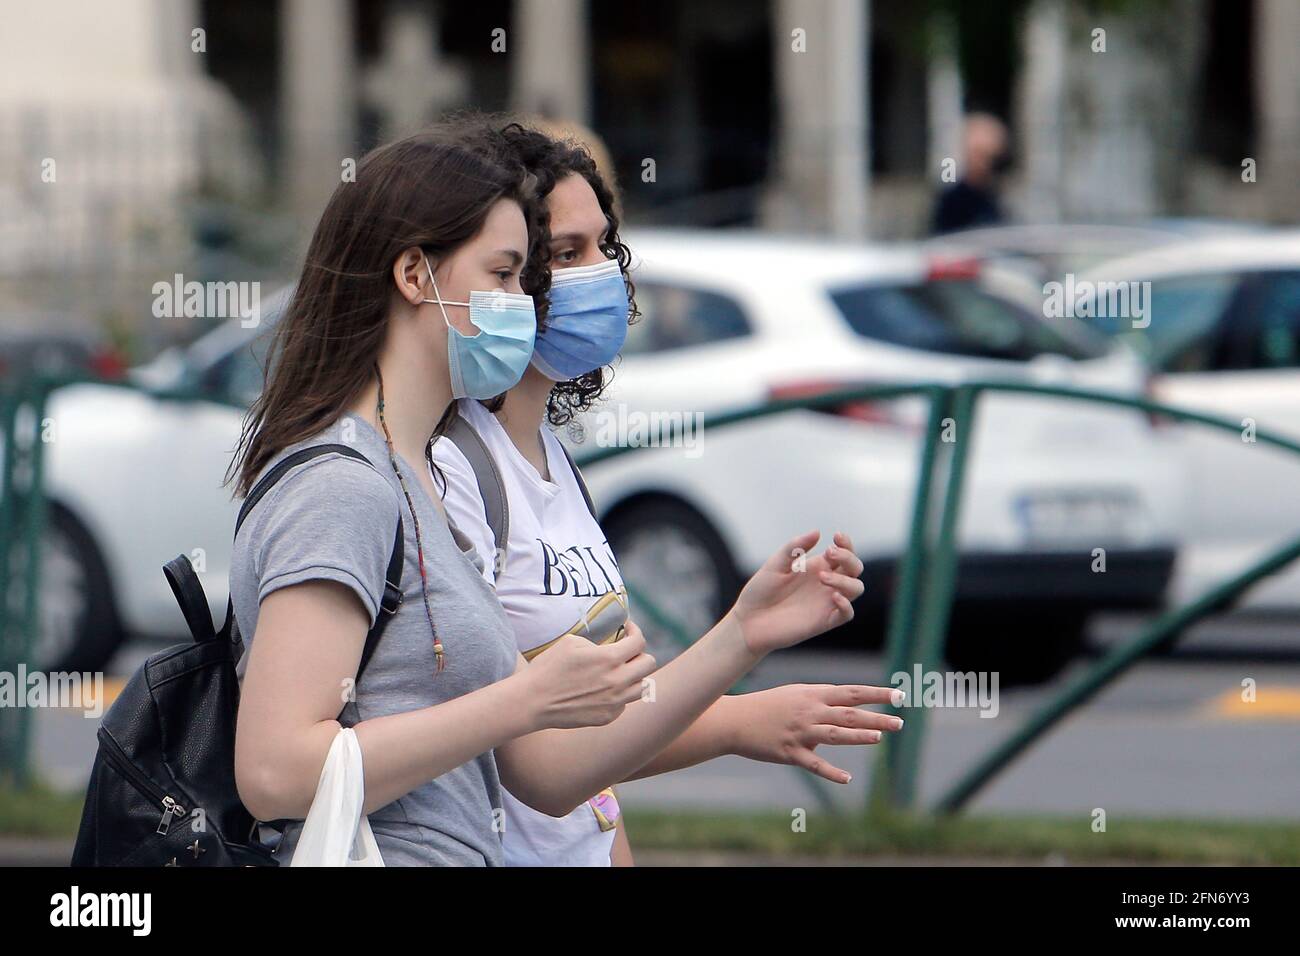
[930,112,1011,235]
[432,120,904,867]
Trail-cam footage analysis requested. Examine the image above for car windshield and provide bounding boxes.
[1088,273,1240,370]
[828,280,1107,362]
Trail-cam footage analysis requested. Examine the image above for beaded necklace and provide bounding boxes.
[374,367,446,672]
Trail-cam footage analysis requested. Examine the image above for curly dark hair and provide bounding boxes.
[453,118,640,427]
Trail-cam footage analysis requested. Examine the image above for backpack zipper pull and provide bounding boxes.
[157,796,184,835]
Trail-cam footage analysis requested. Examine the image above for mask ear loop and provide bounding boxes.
[420,253,471,328]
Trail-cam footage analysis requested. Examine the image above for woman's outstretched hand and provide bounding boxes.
[726,683,904,784]
[729,530,865,657]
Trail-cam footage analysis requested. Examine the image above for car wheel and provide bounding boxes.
[943,608,1087,687]
[603,498,741,665]
[32,506,123,673]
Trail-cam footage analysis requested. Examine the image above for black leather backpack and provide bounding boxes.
[71,444,403,866]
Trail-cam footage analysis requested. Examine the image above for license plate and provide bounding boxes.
[1013,490,1139,545]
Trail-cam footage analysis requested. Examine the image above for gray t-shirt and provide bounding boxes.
[230,413,520,866]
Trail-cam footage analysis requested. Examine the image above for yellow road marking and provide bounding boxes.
[43,676,127,711]
[1204,686,1300,720]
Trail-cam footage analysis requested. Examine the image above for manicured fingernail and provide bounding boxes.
[844,772,853,783]
[868,730,882,742]
[890,689,905,706]
[893,717,904,729]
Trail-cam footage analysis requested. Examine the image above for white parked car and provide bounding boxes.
[36,311,269,673]
[572,230,1184,681]
[34,233,1183,684]
[1077,231,1300,610]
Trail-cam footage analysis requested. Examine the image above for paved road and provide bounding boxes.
[28,614,1300,820]
[618,647,1300,820]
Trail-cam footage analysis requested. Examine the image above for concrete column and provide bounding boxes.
[926,13,963,183]
[764,0,870,239]
[1255,0,1300,222]
[511,0,590,124]
[281,0,356,220]
[1013,0,1067,223]
[153,0,202,78]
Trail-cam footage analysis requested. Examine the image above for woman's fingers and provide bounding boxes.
[819,705,905,732]
[789,746,852,784]
[824,591,854,629]
[818,569,865,601]
[812,725,885,747]
[616,650,660,686]
[615,651,658,695]
[608,622,646,660]
[817,684,900,707]
[825,535,864,577]
[769,528,822,572]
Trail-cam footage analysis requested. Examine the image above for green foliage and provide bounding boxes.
[626,808,1300,864]
[0,780,86,838]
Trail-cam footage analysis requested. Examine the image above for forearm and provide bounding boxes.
[501,611,760,814]
[241,670,539,820]
[621,695,739,781]
[352,671,542,814]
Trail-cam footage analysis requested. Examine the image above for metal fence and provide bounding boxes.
[576,380,1300,814]
[3,374,1300,813]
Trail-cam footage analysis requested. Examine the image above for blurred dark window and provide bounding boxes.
[623,283,751,355]
[198,0,280,178]
[1195,0,1256,167]
[1244,271,1300,370]
[592,1,772,226]
[199,336,270,407]
[828,281,1103,361]
[1094,274,1241,373]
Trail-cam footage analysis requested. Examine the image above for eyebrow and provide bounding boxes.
[494,249,524,265]
[549,228,609,245]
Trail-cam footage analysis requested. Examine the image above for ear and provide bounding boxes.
[393,247,431,305]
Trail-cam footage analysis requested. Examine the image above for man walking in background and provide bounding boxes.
[930,113,1010,235]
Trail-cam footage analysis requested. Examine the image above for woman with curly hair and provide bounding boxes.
[431,120,904,866]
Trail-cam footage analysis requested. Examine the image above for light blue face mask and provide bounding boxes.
[421,254,537,399]
[531,258,630,381]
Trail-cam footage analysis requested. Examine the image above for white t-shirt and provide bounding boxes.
[430,398,628,866]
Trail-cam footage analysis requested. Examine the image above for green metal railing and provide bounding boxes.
[3,374,1300,813]
[573,380,1300,815]
[0,376,57,785]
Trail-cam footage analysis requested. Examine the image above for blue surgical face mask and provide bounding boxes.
[531,258,629,381]
[421,254,537,399]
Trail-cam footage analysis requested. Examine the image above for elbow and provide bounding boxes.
[235,718,340,821]
[497,740,590,817]
[537,797,581,819]
[236,750,300,822]
[513,785,584,819]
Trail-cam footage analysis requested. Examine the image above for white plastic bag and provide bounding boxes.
[289,727,385,867]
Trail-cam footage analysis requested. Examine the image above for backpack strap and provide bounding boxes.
[439,411,510,573]
[437,413,600,578]
[231,445,405,847]
[222,444,404,680]
[555,438,598,521]
[163,555,218,645]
